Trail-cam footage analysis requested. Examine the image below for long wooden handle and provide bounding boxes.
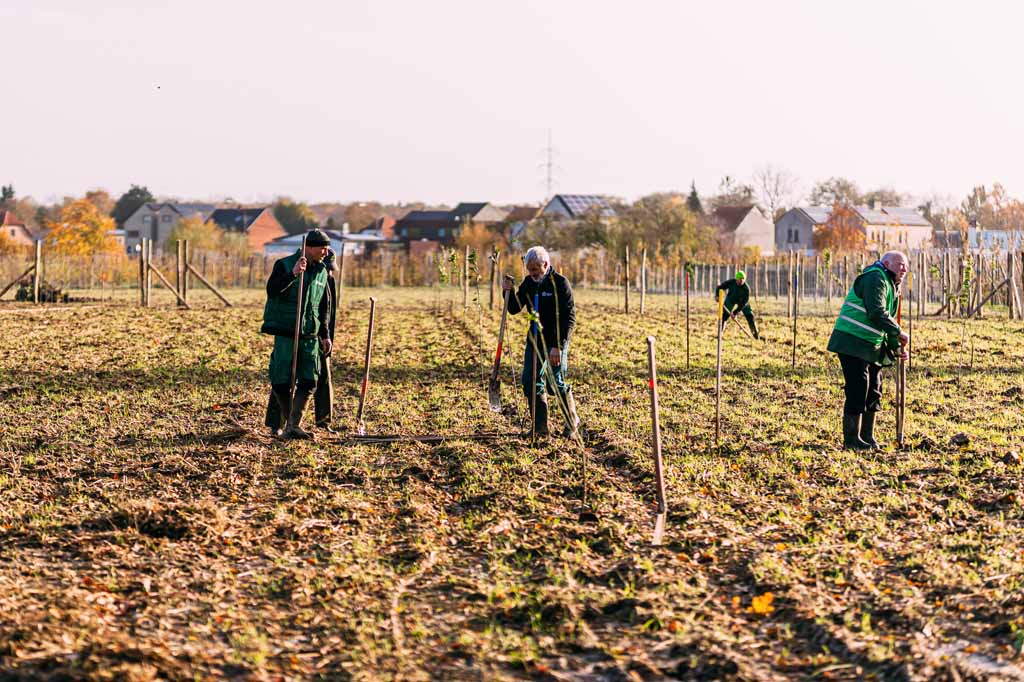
[290,236,307,397]
[356,297,377,423]
[490,288,511,381]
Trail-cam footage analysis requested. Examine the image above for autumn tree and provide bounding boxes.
[165,216,222,253]
[46,199,122,256]
[274,198,319,235]
[812,202,865,252]
[111,185,155,227]
[1,184,14,208]
[0,229,22,255]
[809,177,861,206]
[84,189,115,215]
[455,220,504,253]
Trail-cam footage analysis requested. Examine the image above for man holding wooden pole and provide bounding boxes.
[503,246,579,438]
[827,251,909,450]
[716,270,760,339]
[261,229,333,439]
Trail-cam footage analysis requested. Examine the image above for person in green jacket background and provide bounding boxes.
[717,270,760,339]
[261,229,333,439]
[827,251,909,450]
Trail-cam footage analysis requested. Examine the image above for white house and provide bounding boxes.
[712,205,775,256]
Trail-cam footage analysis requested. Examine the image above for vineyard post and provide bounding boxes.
[646,336,667,546]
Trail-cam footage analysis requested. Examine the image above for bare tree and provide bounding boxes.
[752,164,798,221]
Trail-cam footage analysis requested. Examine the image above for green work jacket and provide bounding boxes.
[827,261,901,366]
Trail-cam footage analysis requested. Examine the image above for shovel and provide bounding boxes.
[488,285,512,412]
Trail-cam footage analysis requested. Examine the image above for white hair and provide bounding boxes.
[881,250,908,266]
[524,246,550,267]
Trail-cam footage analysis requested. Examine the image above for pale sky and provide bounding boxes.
[3,0,1023,207]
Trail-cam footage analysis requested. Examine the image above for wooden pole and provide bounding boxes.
[786,251,793,319]
[791,263,798,369]
[646,336,667,546]
[715,289,725,447]
[290,236,308,407]
[907,272,913,371]
[337,246,346,311]
[139,240,146,307]
[685,263,691,370]
[462,245,469,312]
[175,240,182,307]
[33,240,41,304]
[640,246,647,316]
[182,240,190,307]
[355,296,377,434]
[146,238,153,307]
[624,245,630,314]
[489,247,498,311]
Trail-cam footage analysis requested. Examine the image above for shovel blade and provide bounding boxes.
[487,379,502,413]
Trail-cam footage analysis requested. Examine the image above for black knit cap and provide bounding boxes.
[305,229,330,247]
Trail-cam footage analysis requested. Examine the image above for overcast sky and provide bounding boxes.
[3,0,1023,207]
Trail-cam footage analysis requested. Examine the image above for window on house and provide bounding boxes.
[438,228,445,237]
[9,228,14,237]
[127,231,139,238]
[162,215,171,222]
[143,215,152,224]
[793,229,799,243]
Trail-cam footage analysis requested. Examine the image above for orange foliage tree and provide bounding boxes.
[813,203,865,252]
[45,199,122,256]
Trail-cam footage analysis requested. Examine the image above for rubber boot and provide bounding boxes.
[530,393,549,437]
[749,320,761,340]
[560,389,581,438]
[860,411,882,450]
[285,386,315,440]
[843,414,870,450]
[268,387,290,438]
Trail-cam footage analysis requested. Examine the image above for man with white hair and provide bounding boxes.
[502,246,579,437]
[827,250,910,450]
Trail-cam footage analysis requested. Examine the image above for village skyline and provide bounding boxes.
[5,0,1024,205]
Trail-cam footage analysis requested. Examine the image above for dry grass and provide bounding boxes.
[1,285,1022,681]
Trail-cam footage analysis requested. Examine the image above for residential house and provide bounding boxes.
[263,229,385,258]
[775,205,933,254]
[359,215,396,239]
[539,194,616,220]
[503,205,541,246]
[393,202,508,246]
[207,206,286,252]
[0,210,35,247]
[123,203,216,252]
[857,205,932,251]
[711,205,774,257]
[774,207,830,254]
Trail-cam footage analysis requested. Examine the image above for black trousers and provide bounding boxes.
[838,353,883,415]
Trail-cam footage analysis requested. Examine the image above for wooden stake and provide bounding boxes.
[786,251,794,319]
[146,238,153,307]
[624,245,630,314]
[685,263,691,370]
[33,240,41,304]
[462,245,469,312]
[290,236,308,408]
[139,240,147,307]
[791,263,798,369]
[646,336,667,546]
[640,246,647,316]
[355,296,377,434]
[715,289,725,447]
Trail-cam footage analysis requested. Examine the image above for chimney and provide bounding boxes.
[342,221,350,235]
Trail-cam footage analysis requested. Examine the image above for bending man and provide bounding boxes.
[503,246,579,437]
[261,229,333,439]
[827,251,909,450]
[716,270,759,339]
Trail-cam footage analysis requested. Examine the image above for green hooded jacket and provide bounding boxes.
[827,261,901,366]
[262,250,329,384]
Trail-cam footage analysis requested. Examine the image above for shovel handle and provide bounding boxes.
[490,289,511,381]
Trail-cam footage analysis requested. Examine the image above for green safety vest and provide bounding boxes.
[261,250,327,338]
[832,262,897,349]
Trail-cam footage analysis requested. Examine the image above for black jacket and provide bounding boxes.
[507,268,576,350]
[716,278,750,313]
